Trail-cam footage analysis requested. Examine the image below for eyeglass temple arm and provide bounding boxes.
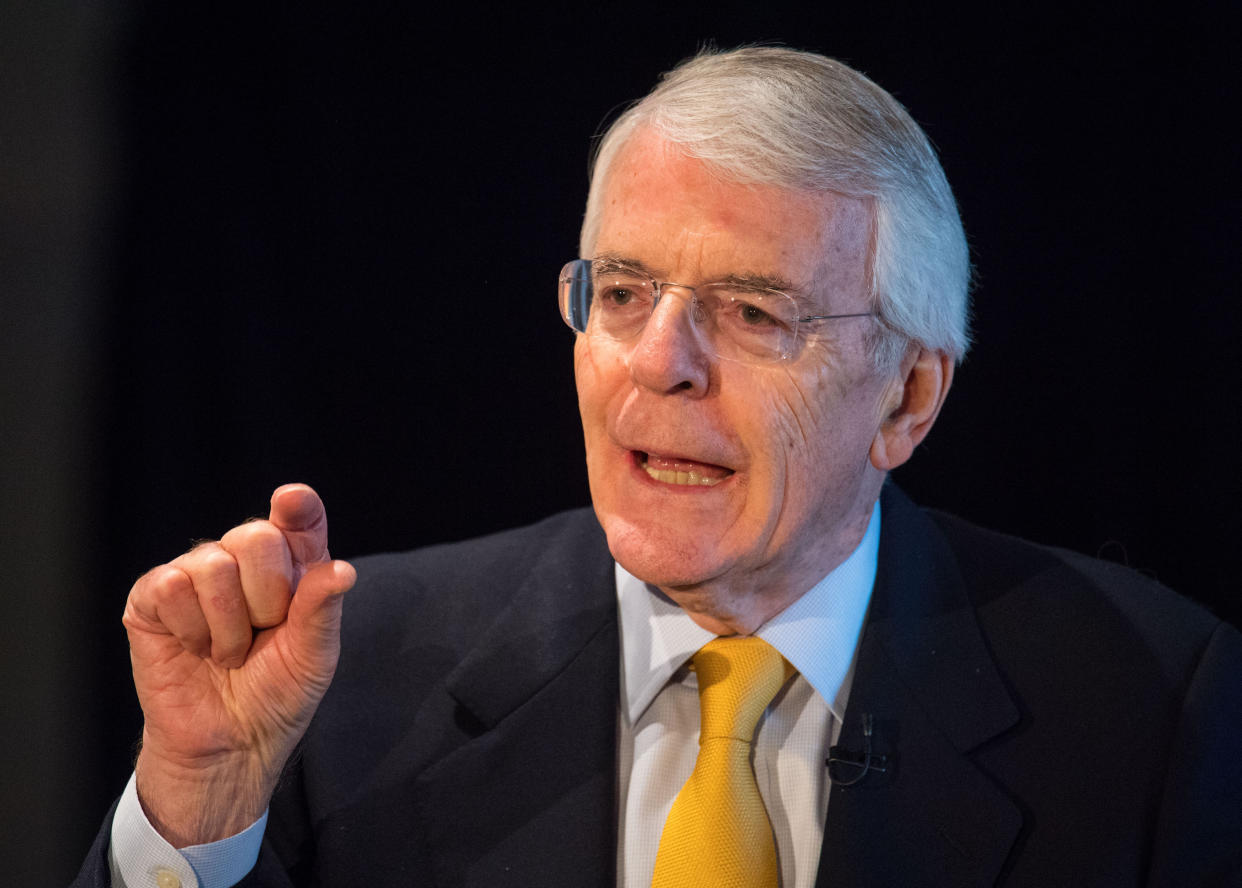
[797,312,876,322]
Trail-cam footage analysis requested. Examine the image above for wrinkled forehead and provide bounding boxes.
[593,129,873,306]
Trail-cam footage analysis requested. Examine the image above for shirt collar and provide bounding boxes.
[616,499,881,726]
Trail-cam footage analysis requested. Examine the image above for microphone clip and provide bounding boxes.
[827,713,890,786]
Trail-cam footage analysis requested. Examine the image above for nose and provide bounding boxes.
[627,286,712,396]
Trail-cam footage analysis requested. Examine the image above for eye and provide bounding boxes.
[594,273,651,313]
[713,290,797,337]
[738,301,775,326]
[601,285,636,307]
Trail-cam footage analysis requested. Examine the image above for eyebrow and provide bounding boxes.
[718,271,803,296]
[591,254,650,275]
[591,253,810,302]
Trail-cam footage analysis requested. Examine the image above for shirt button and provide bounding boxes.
[154,869,182,888]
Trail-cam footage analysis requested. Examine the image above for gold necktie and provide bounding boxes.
[652,636,795,888]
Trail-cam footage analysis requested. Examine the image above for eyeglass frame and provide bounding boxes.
[558,257,877,364]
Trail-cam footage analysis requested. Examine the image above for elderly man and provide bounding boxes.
[77,48,1239,887]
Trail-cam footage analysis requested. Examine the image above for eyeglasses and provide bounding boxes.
[558,258,875,364]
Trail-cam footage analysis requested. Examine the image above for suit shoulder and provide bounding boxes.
[924,506,1227,663]
[351,506,603,586]
[338,507,606,642]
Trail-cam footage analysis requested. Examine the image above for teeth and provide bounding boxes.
[642,463,723,486]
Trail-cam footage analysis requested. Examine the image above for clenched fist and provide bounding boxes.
[122,484,356,846]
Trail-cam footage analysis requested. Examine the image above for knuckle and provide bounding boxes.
[124,565,195,634]
[222,519,275,548]
[222,521,289,568]
[130,564,191,606]
[173,545,245,617]
[195,545,240,582]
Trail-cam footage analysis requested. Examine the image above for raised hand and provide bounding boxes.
[122,484,356,846]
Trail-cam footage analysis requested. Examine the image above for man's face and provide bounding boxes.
[575,128,900,617]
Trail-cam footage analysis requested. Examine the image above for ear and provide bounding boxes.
[870,347,954,471]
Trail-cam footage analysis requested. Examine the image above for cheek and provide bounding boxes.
[574,339,610,422]
[766,363,840,458]
[755,358,879,490]
[575,339,626,456]
[573,340,592,413]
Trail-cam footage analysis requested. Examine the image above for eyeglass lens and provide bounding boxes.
[558,259,799,363]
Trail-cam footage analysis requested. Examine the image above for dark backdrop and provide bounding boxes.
[3,3,1238,882]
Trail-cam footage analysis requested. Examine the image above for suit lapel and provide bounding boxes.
[413,515,620,887]
[816,486,1023,887]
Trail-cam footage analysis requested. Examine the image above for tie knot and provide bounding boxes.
[692,637,793,743]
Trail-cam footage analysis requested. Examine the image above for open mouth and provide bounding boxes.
[636,451,734,487]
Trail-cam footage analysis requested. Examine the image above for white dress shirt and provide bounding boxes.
[109,500,880,887]
[616,500,879,888]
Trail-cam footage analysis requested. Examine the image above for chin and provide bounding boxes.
[598,511,739,589]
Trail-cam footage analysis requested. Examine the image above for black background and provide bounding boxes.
[3,2,1238,881]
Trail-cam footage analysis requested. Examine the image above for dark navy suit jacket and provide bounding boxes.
[75,485,1242,886]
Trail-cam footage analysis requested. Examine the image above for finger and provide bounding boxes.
[220,520,294,629]
[284,560,357,685]
[268,483,331,571]
[170,543,252,668]
[152,567,213,657]
[125,564,211,658]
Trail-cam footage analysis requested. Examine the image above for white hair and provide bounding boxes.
[580,47,972,368]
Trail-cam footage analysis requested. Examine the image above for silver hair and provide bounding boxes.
[579,47,972,368]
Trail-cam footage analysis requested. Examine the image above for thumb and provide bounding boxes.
[284,559,357,681]
[269,483,331,570]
